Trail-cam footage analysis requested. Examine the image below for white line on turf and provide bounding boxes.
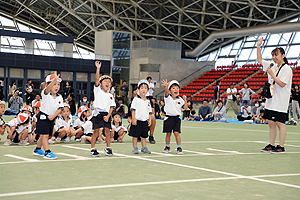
[206,148,241,154]
[150,151,176,156]
[4,154,39,162]
[182,149,213,155]
[0,173,300,197]
[56,153,91,160]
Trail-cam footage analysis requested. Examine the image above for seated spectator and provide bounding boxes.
[237,100,252,121]
[198,99,213,121]
[31,93,42,107]
[254,109,266,124]
[151,98,160,119]
[159,100,166,119]
[188,110,197,121]
[213,100,227,122]
[115,98,125,117]
[5,89,23,115]
[78,95,90,110]
[182,100,194,120]
[65,93,76,116]
[251,101,260,121]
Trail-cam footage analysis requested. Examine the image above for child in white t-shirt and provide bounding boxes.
[54,104,75,143]
[0,101,6,139]
[110,112,127,143]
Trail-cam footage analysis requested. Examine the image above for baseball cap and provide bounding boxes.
[17,113,29,124]
[78,105,90,118]
[46,74,62,83]
[168,80,180,90]
[230,83,235,86]
[138,79,149,88]
[21,105,33,113]
[33,101,42,108]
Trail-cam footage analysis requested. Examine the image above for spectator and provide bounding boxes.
[239,83,255,106]
[188,110,197,121]
[213,100,227,122]
[25,79,34,105]
[5,89,23,115]
[63,81,74,99]
[120,80,129,107]
[115,98,125,117]
[237,100,252,121]
[65,93,76,116]
[0,81,4,101]
[8,80,17,108]
[110,83,117,99]
[225,83,239,115]
[182,100,194,120]
[291,84,300,121]
[213,80,221,110]
[78,95,90,110]
[151,98,160,119]
[198,99,212,121]
[147,76,155,97]
[251,100,260,120]
[159,99,166,119]
[31,93,42,106]
[254,109,266,124]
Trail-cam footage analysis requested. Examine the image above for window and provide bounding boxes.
[76,72,88,82]
[10,68,24,78]
[61,71,73,81]
[27,69,41,79]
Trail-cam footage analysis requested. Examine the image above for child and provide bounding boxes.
[74,105,90,141]
[4,113,32,146]
[188,110,197,121]
[161,79,187,155]
[54,104,75,143]
[111,112,127,143]
[30,101,41,144]
[0,101,6,138]
[65,93,76,116]
[129,79,152,154]
[33,72,63,159]
[90,61,116,156]
[78,95,90,110]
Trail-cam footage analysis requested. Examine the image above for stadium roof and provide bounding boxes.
[1,0,299,57]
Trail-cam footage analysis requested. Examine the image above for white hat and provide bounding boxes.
[78,105,90,118]
[17,113,29,124]
[21,105,33,113]
[138,79,149,88]
[168,80,180,90]
[46,74,62,83]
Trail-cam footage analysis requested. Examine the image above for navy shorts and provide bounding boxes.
[163,116,181,133]
[263,109,288,124]
[91,112,111,130]
[36,112,55,136]
[129,120,149,138]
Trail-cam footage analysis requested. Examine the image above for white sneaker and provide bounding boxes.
[55,138,61,144]
[96,138,105,143]
[64,138,71,143]
[18,140,29,146]
[81,136,86,144]
[3,139,12,146]
[48,139,55,144]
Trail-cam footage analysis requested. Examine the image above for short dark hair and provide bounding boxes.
[216,80,221,85]
[112,112,121,118]
[254,100,258,104]
[146,76,152,80]
[217,100,223,104]
[69,93,75,99]
[203,99,209,103]
[83,95,87,98]
[243,100,248,104]
[123,80,127,83]
[27,79,32,82]
[36,93,41,97]
[191,110,196,115]
[138,83,149,89]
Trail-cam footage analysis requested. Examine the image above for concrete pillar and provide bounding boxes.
[95,31,113,76]
[25,39,34,54]
[56,42,73,57]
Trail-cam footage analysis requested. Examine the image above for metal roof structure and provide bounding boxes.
[1,0,299,57]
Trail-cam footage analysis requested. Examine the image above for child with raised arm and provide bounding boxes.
[129,80,152,154]
[161,79,187,155]
[33,72,63,159]
[90,61,116,156]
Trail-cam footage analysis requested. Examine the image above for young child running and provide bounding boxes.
[54,104,75,143]
[0,101,6,138]
[161,79,187,155]
[111,112,127,143]
[129,80,152,154]
[33,72,63,159]
[90,61,116,156]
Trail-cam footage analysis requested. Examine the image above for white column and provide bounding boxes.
[56,42,73,57]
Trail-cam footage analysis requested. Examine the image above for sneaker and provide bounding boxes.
[149,135,156,144]
[177,147,183,155]
[261,144,275,152]
[64,138,71,143]
[162,146,171,153]
[271,145,285,154]
[110,137,115,143]
[75,138,81,142]
[117,137,123,143]
[18,140,29,146]
[132,146,139,154]
[48,139,55,144]
[55,138,61,144]
[90,149,100,157]
[81,136,86,144]
[3,139,12,146]
[104,148,113,156]
[96,138,105,143]
[141,146,151,154]
[33,149,45,156]
[43,151,57,159]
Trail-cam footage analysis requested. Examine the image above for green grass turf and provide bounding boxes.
[0,114,299,199]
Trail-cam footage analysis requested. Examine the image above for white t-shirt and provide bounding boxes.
[93,85,116,114]
[146,82,155,96]
[226,88,237,100]
[82,120,93,135]
[6,118,19,127]
[40,89,63,116]
[111,123,127,133]
[74,118,85,129]
[262,60,292,113]
[17,124,32,134]
[164,94,185,116]
[240,106,252,118]
[54,115,72,131]
[130,96,152,121]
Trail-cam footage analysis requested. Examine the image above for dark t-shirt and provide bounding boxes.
[214,85,220,100]
[292,90,300,102]
[198,106,212,118]
[120,85,129,97]
[69,99,76,115]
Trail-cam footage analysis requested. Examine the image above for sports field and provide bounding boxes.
[0,114,299,199]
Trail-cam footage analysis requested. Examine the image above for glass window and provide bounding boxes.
[208,51,217,61]
[17,22,31,32]
[27,69,41,79]
[10,68,24,78]
[243,42,255,48]
[113,32,131,50]
[279,33,292,45]
[44,70,55,77]
[293,32,300,43]
[230,50,238,56]
[232,40,242,49]
[0,16,14,26]
[246,36,258,41]
[198,55,209,61]
[1,37,9,45]
[267,34,281,45]
[219,44,232,56]
[61,71,73,81]
[76,72,88,82]
[262,47,274,59]
[8,37,24,46]
[238,49,252,60]
[287,45,300,58]
[0,67,4,77]
[91,73,96,83]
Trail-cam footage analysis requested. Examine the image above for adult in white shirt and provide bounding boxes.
[147,76,155,97]
[225,83,239,115]
[237,100,252,121]
[257,37,292,154]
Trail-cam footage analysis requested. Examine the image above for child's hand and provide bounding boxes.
[95,61,102,69]
[182,95,187,101]
[48,115,55,121]
[132,118,137,126]
[161,79,169,87]
[54,71,60,81]
[103,115,109,122]
[148,119,151,127]
[0,129,4,135]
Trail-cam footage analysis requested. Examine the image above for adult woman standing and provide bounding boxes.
[257,37,292,153]
[63,81,74,99]
[8,80,17,108]
[239,83,255,106]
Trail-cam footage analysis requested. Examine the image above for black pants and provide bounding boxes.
[237,115,252,121]
[26,93,33,105]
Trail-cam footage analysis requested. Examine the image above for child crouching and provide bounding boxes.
[111,112,127,143]
[54,104,75,143]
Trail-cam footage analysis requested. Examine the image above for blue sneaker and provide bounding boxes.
[43,151,57,160]
[33,149,45,156]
